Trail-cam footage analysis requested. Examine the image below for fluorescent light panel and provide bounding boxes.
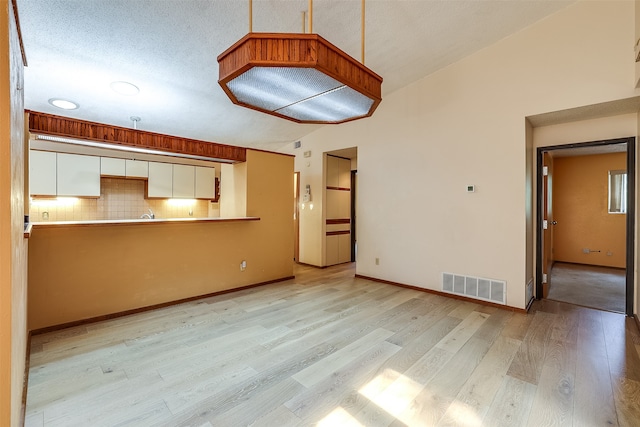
[226,66,375,122]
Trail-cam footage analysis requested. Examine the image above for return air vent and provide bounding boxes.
[442,272,506,305]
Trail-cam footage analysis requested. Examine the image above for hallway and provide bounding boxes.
[547,262,625,313]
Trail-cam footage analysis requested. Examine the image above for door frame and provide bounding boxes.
[535,137,635,316]
[351,170,357,262]
[294,171,300,262]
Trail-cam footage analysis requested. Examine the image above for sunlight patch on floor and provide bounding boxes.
[439,400,483,427]
[359,369,484,426]
[359,368,424,419]
[317,407,364,427]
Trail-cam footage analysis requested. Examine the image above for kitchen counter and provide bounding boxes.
[29,216,260,229]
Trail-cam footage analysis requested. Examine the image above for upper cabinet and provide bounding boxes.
[173,165,195,198]
[195,166,216,199]
[30,150,100,197]
[148,162,173,198]
[101,157,126,177]
[31,148,217,200]
[30,150,57,196]
[148,162,216,200]
[326,155,351,189]
[100,158,148,178]
[126,160,148,178]
[57,153,101,197]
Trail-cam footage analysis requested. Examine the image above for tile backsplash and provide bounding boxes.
[30,177,219,222]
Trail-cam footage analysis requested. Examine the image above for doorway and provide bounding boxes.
[325,147,357,266]
[294,171,300,262]
[536,137,635,315]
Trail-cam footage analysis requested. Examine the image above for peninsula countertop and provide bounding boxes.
[25,216,260,236]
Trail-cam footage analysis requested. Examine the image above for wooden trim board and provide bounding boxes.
[20,331,32,427]
[326,218,350,225]
[27,111,247,163]
[326,230,350,236]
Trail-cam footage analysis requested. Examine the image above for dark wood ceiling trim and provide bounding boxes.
[27,111,246,163]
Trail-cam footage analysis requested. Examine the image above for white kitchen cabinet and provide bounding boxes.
[325,234,340,266]
[338,157,351,189]
[148,162,173,198]
[173,164,195,198]
[57,153,101,197]
[101,157,126,176]
[326,155,351,189]
[126,159,149,178]
[30,150,57,196]
[195,166,216,199]
[325,232,351,266]
[338,233,351,263]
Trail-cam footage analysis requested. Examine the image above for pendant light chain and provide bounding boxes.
[248,0,364,62]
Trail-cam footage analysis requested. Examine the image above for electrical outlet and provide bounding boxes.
[240,260,247,271]
[375,258,379,265]
[582,248,590,254]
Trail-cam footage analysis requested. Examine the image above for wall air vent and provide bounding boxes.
[442,272,506,305]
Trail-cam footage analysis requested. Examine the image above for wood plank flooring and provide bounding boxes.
[25,263,640,426]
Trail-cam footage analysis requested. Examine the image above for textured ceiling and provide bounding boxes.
[17,0,573,151]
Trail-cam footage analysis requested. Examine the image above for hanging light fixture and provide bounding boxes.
[217,0,382,124]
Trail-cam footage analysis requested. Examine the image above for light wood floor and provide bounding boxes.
[25,263,640,426]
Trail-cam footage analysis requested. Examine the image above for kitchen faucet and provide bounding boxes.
[140,208,155,219]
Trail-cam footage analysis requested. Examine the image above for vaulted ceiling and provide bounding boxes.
[17,0,573,151]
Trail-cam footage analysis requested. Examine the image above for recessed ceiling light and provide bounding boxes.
[110,81,139,96]
[48,98,79,110]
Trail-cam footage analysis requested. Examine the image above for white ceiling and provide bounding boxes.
[17,0,573,151]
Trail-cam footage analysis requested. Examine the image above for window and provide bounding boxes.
[608,170,627,214]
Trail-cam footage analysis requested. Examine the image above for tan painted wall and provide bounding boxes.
[280,1,639,309]
[28,149,293,330]
[0,2,27,425]
[553,153,627,268]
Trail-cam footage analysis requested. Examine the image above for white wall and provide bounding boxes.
[534,114,638,148]
[281,1,638,309]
